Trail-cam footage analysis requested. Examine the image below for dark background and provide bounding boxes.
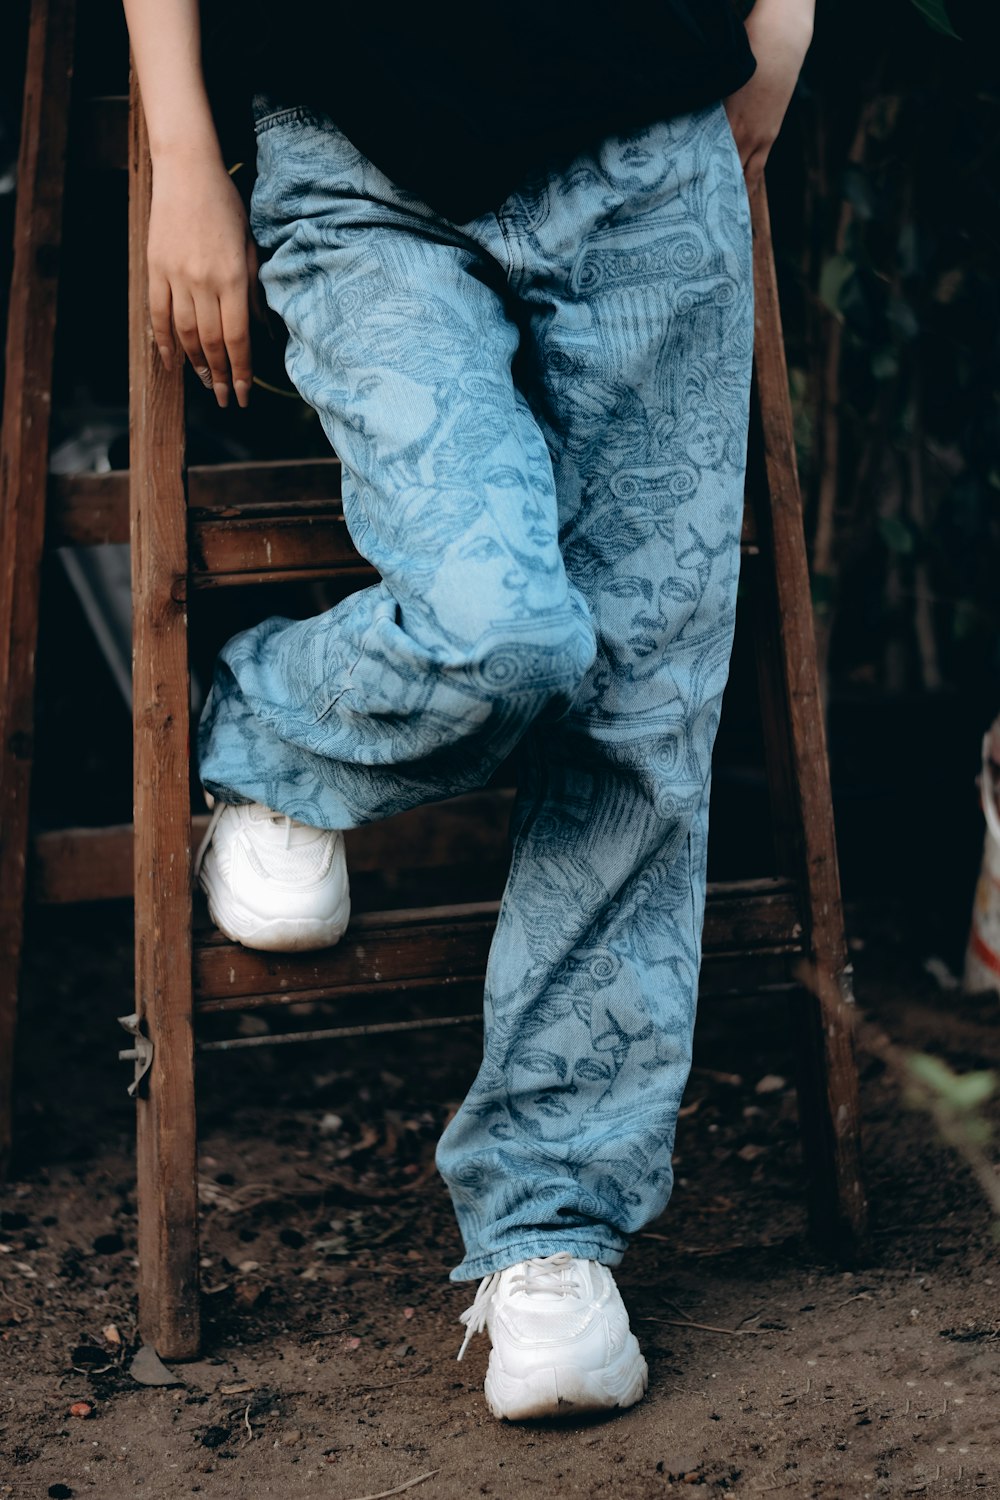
[2,0,1000,966]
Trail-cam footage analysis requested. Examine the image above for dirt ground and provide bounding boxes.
[2,901,999,1500]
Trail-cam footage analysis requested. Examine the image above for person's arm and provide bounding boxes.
[121,0,259,407]
[724,0,816,183]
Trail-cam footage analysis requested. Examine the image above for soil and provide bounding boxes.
[2,902,999,1500]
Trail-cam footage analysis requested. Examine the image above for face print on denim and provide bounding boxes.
[196,100,753,1279]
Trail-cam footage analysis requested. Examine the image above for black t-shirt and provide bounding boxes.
[213,2,755,221]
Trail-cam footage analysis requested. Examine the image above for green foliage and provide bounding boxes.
[907,1053,996,1112]
[786,0,1000,694]
[904,1053,996,1151]
[877,516,915,556]
[819,254,855,321]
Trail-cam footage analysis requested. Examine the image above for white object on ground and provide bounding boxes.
[457,1251,648,1421]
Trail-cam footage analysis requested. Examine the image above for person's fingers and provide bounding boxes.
[171,289,215,393]
[191,290,233,407]
[149,271,176,373]
[220,281,253,409]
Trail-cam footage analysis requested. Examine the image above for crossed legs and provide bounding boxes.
[197,101,754,1282]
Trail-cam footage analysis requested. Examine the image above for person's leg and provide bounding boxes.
[196,109,596,830]
[436,102,754,1278]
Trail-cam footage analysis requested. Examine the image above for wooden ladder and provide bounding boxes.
[1,0,868,1358]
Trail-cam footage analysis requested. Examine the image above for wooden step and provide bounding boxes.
[192,878,803,1012]
[31,821,800,1001]
[47,457,760,583]
[30,789,517,904]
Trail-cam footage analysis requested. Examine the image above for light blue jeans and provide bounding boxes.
[197,94,754,1280]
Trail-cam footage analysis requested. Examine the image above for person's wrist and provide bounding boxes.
[151,136,226,171]
[148,104,226,172]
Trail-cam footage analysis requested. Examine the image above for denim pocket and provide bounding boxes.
[248,107,347,248]
[253,104,326,135]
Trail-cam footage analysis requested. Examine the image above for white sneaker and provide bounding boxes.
[456,1252,648,1421]
[193,794,351,952]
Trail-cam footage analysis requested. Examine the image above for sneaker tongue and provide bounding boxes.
[518,1282,571,1305]
[248,806,323,846]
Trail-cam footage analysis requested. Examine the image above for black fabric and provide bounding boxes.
[208,1,755,222]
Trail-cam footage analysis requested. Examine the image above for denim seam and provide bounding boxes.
[452,1236,626,1281]
[311,609,386,725]
[481,733,549,1000]
[253,105,328,135]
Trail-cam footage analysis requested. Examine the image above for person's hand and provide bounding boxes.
[147,152,263,408]
[724,0,815,185]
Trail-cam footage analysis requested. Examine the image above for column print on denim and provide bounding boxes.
[196,98,754,1279]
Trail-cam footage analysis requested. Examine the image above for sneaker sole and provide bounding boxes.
[484,1336,648,1422]
[199,852,351,953]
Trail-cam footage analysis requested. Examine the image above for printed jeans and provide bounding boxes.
[197,94,755,1280]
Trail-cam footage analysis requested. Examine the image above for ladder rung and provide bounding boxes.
[47,459,342,547]
[195,901,500,1007]
[31,788,518,904]
[47,459,759,573]
[192,879,803,1011]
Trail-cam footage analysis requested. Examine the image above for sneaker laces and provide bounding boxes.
[192,799,226,883]
[249,804,306,850]
[456,1252,583,1361]
[192,801,309,885]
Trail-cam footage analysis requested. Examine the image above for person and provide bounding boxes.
[122,0,815,1422]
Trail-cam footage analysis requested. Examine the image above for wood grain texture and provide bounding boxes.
[0,0,76,1173]
[31,790,519,902]
[47,458,759,563]
[192,880,804,1009]
[128,62,200,1358]
[748,177,868,1260]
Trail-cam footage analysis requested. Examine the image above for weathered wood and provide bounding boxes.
[748,177,868,1260]
[28,812,801,966]
[196,903,500,1006]
[192,955,801,1021]
[31,789,519,902]
[31,823,137,904]
[192,880,803,1010]
[189,564,375,590]
[128,64,200,1358]
[47,458,758,565]
[189,515,357,579]
[46,458,344,548]
[0,0,76,1173]
[197,1012,485,1051]
[47,470,130,546]
[187,456,342,509]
